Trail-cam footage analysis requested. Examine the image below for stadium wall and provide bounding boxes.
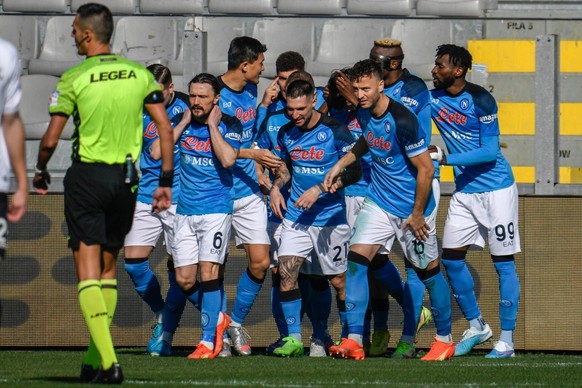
[1,194,580,352]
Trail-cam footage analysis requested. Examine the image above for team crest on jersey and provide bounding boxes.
[384,122,391,134]
[144,121,158,139]
[460,98,470,110]
[317,131,327,142]
[172,106,183,116]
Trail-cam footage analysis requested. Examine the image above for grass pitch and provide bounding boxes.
[0,348,580,387]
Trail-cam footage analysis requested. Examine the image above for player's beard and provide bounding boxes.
[433,75,454,90]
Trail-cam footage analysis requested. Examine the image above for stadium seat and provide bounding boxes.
[209,0,275,14]
[416,0,497,17]
[277,0,346,15]
[0,15,39,72]
[27,16,84,77]
[112,17,179,67]
[310,19,388,77]
[140,0,205,14]
[2,0,69,13]
[346,0,416,16]
[252,18,315,78]
[71,0,137,14]
[197,17,247,76]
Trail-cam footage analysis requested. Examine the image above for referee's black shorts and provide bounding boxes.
[64,162,137,252]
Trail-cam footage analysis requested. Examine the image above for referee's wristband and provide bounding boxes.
[159,170,174,187]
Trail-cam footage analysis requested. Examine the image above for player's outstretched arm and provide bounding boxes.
[34,114,68,194]
[3,112,27,222]
[402,151,434,241]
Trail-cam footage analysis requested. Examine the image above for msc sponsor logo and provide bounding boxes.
[405,138,425,151]
[144,121,158,139]
[435,107,467,125]
[479,113,497,124]
[366,132,391,151]
[293,166,326,175]
[183,154,215,167]
[241,129,254,141]
[400,96,419,107]
[290,145,324,161]
[373,155,394,165]
[89,69,137,83]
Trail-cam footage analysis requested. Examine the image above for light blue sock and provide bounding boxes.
[346,252,370,336]
[442,257,481,321]
[231,269,264,325]
[219,278,227,313]
[402,267,426,337]
[163,269,187,334]
[184,281,201,310]
[421,268,452,337]
[494,260,520,332]
[124,259,165,313]
[280,289,302,336]
[500,330,514,346]
[200,280,221,345]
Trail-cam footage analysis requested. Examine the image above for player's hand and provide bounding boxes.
[7,188,27,223]
[324,164,343,194]
[428,145,444,163]
[260,77,280,108]
[402,213,430,241]
[335,70,357,106]
[294,185,322,211]
[208,105,222,128]
[257,170,272,195]
[32,170,51,195]
[253,148,282,169]
[178,106,191,126]
[269,186,286,219]
[152,187,172,213]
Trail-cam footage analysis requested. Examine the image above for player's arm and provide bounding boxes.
[208,106,239,168]
[150,108,191,160]
[238,147,282,169]
[439,135,498,166]
[324,135,368,193]
[269,159,291,219]
[403,150,434,241]
[335,70,359,108]
[33,113,68,194]
[3,112,28,222]
[145,95,174,212]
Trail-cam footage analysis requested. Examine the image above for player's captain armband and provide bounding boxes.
[49,90,60,106]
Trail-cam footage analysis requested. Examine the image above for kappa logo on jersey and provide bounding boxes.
[479,113,498,124]
[436,107,467,125]
[384,122,391,134]
[144,121,158,139]
[366,132,391,151]
[235,106,256,124]
[317,131,327,142]
[290,145,324,161]
[460,98,470,110]
[182,137,212,152]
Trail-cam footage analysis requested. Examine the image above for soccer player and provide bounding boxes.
[216,36,280,357]
[33,3,174,383]
[172,73,242,359]
[430,44,521,358]
[0,38,28,262]
[269,76,362,357]
[327,59,454,361]
[123,64,190,357]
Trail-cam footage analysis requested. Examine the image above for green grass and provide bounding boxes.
[0,348,580,387]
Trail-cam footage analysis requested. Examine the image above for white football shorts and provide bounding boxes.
[231,192,270,247]
[172,213,232,268]
[124,201,177,255]
[442,183,521,256]
[350,198,439,270]
[277,218,350,276]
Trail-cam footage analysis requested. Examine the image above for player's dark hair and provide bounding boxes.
[276,51,305,74]
[286,80,314,99]
[327,67,351,109]
[147,64,172,86]
[227,36,267,70]
[349,59,382,82]
[76,3,113,44]
[436,44,472,74]
[189,73,221,96]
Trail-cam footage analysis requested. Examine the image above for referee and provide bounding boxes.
[32,3,174,384]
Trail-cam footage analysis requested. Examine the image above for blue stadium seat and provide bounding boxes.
[140,0,205,14]
[2,0,69,13]
[111,17,179,67]
[208,0,275,14]
[71,0,137,14]
[416,0,497,17]
[28,16,84,76]
[346,0,416,16]
[0,15,39,72]
[277,0,346,15]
